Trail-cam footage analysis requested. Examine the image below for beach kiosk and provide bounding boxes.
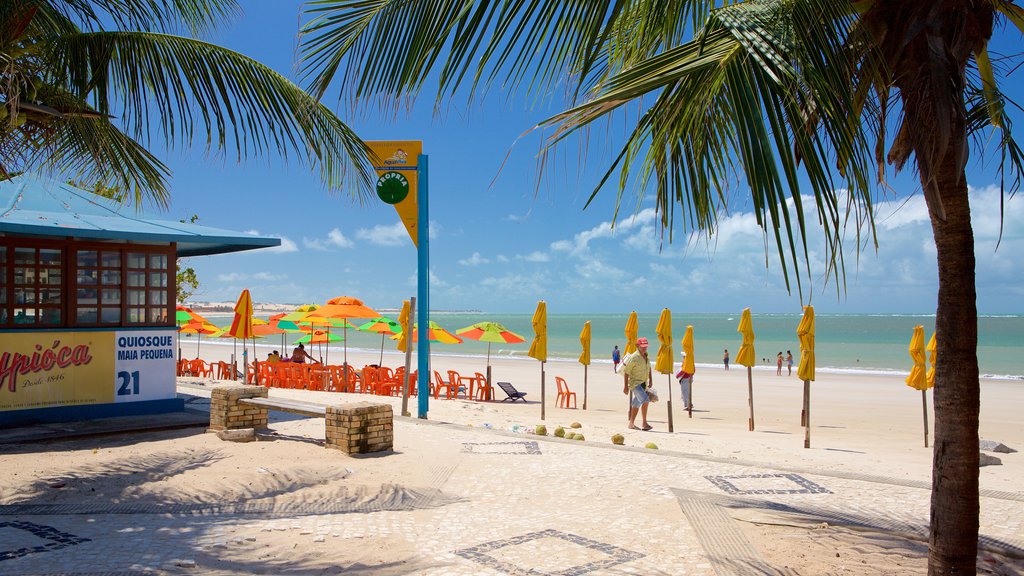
[0,174,280,426]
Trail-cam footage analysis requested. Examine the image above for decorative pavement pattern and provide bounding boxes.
[705,473,833,495]
[461,441,542,455]
[454,529,643,576]
[0,520,91,561]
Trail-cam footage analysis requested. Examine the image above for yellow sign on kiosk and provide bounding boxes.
[367,141,422,246]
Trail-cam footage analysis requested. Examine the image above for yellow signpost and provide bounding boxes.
[367,141,422,245]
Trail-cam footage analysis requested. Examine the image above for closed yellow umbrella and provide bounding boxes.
[797,305,816,448]
[396,300,411,353]
[396,300,412,416]
[736,308,757,431]
[926,333,937,389]
[907,325,931,447]
[681,325,695,418]
[655,309,675,432]
[579,321,591,410]
[624,311,638,355]
[528,301,547,420]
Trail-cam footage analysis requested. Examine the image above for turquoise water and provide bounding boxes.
[191,312,1023,379]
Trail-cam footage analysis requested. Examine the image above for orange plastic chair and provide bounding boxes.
[447,370,468,399]
[308,365,329,391]
[266,363,284,388]
[555,376,577,409]
[176,359,191,377]
[433,370,457,399]
[189,359,212,378]
[214,361,233,380]
[362,366,380,395]
[473,372,493,401]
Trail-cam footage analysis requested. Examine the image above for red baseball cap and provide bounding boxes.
[636,337,649,347]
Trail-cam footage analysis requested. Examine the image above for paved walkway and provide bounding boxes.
[0,386,1021,575]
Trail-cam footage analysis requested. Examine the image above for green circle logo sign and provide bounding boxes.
[376,172,409,204]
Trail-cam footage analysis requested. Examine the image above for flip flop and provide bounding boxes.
[628,425,640,430]
[641,425,653,431]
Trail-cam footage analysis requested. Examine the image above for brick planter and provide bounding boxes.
[209,385,268,431]
[326,402,393,454]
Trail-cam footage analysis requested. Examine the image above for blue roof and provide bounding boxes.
[0,174,280,257]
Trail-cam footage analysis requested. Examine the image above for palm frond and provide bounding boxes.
[544,0,873,298]
[43,0,240,36]
[49,30,374,196]
[298,0,719,110]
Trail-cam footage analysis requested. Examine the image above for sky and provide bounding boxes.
[147,1,1023,315]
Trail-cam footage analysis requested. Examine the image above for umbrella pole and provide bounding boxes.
[485,342,492,401]
[582,364,588,410]
[342,325,349,389]
[232,339,237,380]
[688,375,693,419]
[666,373,674,433]
[540,362,546,421]
[197,333,201,359]
[747,366,755,431]
[803,379,811,448]
[921,390,929,448]
[379,333,385,366]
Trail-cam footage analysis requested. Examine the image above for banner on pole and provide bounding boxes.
[367,141,423,246]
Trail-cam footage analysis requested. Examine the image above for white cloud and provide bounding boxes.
[518,251,550,263]
[356,222,410,246]
[244,229,298,253]
[550,208,659,256]
[496,255,510,263]
[303,228,355,251]
[459,252,490,266]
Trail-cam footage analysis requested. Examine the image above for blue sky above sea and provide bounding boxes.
[148,2,1023,316]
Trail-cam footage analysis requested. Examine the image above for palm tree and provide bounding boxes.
[297,0,1022,572]
[1,0,373,206]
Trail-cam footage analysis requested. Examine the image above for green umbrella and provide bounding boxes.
[358,317,402,365]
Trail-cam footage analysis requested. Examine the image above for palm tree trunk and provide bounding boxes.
[925,129,980,575]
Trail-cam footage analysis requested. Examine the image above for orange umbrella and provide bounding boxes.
[179,321,219,357]
[303,296,379,370]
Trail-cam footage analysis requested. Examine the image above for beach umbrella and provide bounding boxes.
[359,317,403,365]
[926,332,937,389]
[578,321,591,410]
[295,330,343,345]
[396,300,413,415]
[399,321,464,344]
[796,306,816,448]
[179,321,219,357]
[303,296,378,376]
[906,325,932,447]
[528,301,547,420]
[655,308,675,432]
[227,289,257,383]
[736,308,757,431]
[456,321,525,391]
[175,305,211,361]
[624,311,638,355]
[681,325,695,418]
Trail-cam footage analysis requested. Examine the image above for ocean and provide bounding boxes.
[188,312,1023,380]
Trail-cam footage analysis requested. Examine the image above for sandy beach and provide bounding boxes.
[187,342,1023,494]
[1,341,1021,575]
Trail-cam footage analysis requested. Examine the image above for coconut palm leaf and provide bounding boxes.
[1,0,374,204]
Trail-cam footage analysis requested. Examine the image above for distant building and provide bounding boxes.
[0,174,279,426]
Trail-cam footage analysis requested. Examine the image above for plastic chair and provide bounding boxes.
[189,359,212,378]
[473,372,493,401]
[176,359,191,377]
[215,361,234,380]
[555,376,577,409]
[433,370,458,399]
[446,370,468,399]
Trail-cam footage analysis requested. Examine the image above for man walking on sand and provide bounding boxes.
[612,345,621,372]
[622,337,653,431]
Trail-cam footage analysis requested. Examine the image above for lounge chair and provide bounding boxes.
[497,382,527,402]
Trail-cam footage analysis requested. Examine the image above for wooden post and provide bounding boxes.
[921,389,929,448]
[582,364,588,410]
[400,297,416,417]
[803,379,811,448]
[666,373,674,433]
[747,366,755,431]
[540,362,546,421]
[486,364,492,401]
[688,376,693,419]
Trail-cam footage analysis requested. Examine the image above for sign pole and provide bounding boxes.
[416,154,430,419]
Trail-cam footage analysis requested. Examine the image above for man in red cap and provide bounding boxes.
[621,336,653,431]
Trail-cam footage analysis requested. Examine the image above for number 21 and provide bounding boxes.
[117,371,140,395]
